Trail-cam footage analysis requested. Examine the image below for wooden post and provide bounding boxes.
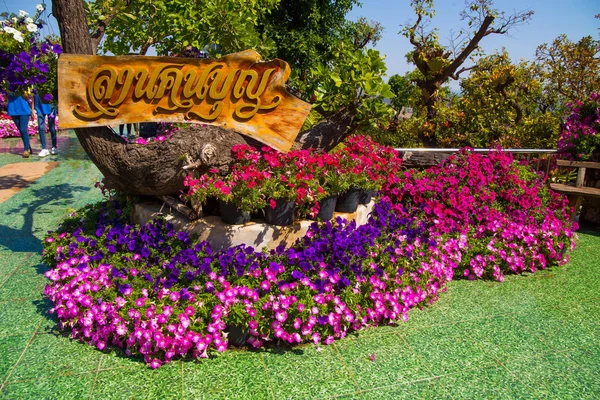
[575,167,586,188]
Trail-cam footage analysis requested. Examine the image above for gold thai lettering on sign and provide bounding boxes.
[73,63,281,121]
[58,51,312,153]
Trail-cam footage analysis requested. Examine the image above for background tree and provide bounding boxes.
[388,72,419,117]
[535,34,600,115]
[345,17,384,50]
[305,42,394,123]
[401,0,533,146]
[457,50,559,148]
[255,0,359,79]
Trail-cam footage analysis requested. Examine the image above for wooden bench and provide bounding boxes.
[549,160,600,220]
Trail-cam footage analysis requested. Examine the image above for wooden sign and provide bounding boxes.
[58,50,312,152]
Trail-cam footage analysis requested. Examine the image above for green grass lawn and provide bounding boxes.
[0,132,599,399]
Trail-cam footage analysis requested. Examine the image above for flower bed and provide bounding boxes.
[43,198,454,368]
[42,141,576,368]
[0,113,38,138]
[383,149,576,281]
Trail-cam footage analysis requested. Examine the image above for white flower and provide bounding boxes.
[26,23,38,32]
[3,27,24,42]
[19,10,28,17]
[36,4,45,12]
[13,31,24,42]
[26,17,33,23]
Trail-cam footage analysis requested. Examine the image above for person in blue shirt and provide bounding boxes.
[7,93,33,158]
[34,92,57,156]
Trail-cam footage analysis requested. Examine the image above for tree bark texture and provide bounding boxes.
[52,0,358,196]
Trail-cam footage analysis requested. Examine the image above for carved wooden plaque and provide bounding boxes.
[58,50,312,152]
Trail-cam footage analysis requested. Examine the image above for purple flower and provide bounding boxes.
[19,51,31,64]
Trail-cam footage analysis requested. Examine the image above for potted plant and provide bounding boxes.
[0,6,62,97]
[185,165,267,225]
[332,147,368,213]
[300,151,341,220]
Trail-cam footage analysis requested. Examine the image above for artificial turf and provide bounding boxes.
[0,131,598,399]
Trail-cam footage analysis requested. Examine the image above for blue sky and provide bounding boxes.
[3,0,598,82]
[348,0,599,79]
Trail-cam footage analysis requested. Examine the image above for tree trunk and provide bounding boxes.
[52,0,358,196]
[418,81,440,148]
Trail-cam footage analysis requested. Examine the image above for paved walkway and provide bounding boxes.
[0,131,599,399]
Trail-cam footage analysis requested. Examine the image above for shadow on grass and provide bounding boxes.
[576,221,600,238]
[0,183,92,252]
[33,297,59,330]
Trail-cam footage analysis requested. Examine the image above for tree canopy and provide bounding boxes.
[86,0,279,56]
[535,34,600,114]
[401,0,534,146]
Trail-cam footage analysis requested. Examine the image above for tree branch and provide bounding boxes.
[450,65,477,80]
[408,13,423,47]
[443,15,495,80]
[89,0,133,52]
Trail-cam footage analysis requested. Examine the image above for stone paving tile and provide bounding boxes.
[360,378,451,400]
[437,365,539,399]
[9,333,101,382]
[0,335,31,385]
[503,353,600,399]
[334,333,432,389]
[0,300,45,337]
[401,323,498,377]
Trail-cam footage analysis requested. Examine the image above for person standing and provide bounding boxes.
[7,93,33,158]
[34,91,57,156]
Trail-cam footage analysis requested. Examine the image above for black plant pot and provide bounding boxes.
[359,189,376,205]
[218,200,250,225]
[203,196,220,216]
[264,199,295,226]
[314,195,338,221]
[335,188,361,213]
[225,325,250,347]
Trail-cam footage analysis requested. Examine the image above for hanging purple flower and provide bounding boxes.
[32,74,47,84]
[29,46,40,58]
[38,62,49,73]
[19,51,31,64]
[52,44,63,54]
